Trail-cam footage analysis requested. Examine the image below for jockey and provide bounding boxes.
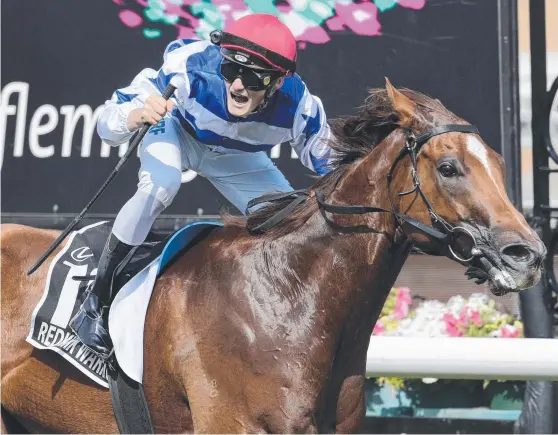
[69,13,333,359]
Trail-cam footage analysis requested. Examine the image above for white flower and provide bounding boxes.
[386,300,450,338]
[373,288,519,339]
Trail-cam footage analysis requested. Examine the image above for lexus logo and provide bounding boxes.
[70,246,94,262]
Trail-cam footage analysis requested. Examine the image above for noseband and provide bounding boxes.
[247,124,482,263]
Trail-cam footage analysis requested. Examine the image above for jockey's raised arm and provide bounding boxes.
[96,39,204,146]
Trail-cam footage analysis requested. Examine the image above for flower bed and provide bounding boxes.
[366,287,525,418]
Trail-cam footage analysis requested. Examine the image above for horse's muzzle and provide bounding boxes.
[490,241,545,294]
[500,242,546,270]
[463,227,546,295]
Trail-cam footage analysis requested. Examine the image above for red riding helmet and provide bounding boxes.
[210,14,297,75]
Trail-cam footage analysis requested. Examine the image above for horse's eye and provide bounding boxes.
[438,163,458,178]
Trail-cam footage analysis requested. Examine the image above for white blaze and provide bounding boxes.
[466,135,531,234]
[466,136,505,200]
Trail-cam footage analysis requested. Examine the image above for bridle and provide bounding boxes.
[246,124,483,264]
[389,124,483,262]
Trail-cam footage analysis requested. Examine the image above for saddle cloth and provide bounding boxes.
[26,220,222,388]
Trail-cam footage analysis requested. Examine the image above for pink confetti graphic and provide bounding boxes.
[328,2,381,36]
[112,0,426,47]
[398,0,426,10]
[119,9,142,28]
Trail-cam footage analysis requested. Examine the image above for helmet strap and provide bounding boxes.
[251,77,281,113]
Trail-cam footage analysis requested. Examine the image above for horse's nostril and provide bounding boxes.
[501,244,533,264]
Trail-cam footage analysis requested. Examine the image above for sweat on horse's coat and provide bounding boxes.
[1,80,546,434]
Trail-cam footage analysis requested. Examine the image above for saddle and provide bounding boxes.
[26,220,222,433]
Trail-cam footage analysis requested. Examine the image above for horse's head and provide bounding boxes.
[376,79,546,295]
[234,79,545,296]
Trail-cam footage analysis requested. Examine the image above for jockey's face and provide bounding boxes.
[225,75,284,117]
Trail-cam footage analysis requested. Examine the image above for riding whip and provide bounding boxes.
[27,83,177,276]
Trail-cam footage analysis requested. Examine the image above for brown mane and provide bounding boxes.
[222,88,456,237]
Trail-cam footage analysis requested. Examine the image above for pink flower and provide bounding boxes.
[373,321,385,335]
[397,287,412,304]
[500,325,520,338]
[443,313,463,337]
[393,288,412,319]
[393,301,409,319]
[469,310,482,327]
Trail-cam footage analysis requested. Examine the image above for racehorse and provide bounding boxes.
[1,80,546,433]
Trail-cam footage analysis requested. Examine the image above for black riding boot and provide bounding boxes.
[69,233,134,359]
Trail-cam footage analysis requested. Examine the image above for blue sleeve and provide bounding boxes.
[289,87,333,175]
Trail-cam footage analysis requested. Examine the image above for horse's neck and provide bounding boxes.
[296,221,409,330]
[284,132,413,347]
[259,134,412,351]
[255,214,410,389]
[326,131,410,232]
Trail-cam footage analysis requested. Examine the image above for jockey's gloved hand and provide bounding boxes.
[127,93,174,131]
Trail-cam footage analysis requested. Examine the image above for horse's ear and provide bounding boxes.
[385,77,416,127]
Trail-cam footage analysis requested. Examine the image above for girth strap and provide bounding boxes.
[108,364,155,434]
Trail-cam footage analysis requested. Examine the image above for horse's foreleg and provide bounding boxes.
[331,341,369,434]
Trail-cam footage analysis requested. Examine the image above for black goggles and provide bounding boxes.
[220,59,281,91]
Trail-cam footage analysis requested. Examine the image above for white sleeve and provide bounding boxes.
[96,39,210,146]
[289,88,333,175]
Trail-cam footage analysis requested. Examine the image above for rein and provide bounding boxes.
[246,124,482,263]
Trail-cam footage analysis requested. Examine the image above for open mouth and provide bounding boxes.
[230,91,249,105]
[450,223,543,296]
[465,254,518,296]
